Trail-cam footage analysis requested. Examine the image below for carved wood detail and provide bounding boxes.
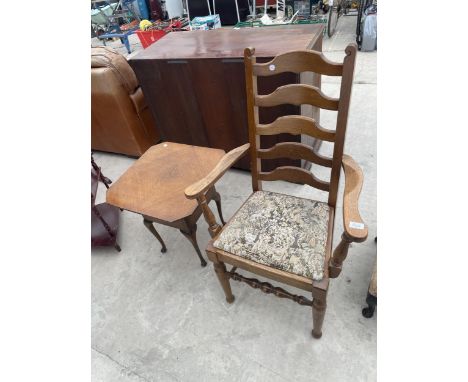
[228,270,313,307]
[252,50,343,77]
[256,115,335,142]
[328,233,353,278]
[255,84,339,110]
[258,166,330,191]
[197,194,222,238]
[257,142,333,168]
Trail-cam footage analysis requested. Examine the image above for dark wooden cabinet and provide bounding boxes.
[129,25,324,171]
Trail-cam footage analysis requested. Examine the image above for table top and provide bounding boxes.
[130,24,324,60]
[106,142,225,223]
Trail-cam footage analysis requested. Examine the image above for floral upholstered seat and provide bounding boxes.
[213,191,330,281]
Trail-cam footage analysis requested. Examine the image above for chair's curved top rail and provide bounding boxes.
[252,50,343,77]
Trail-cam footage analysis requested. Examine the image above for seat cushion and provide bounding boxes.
[213,191,330,281]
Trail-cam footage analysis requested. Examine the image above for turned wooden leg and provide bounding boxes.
[329,233,353,278]
[311,297,327,339]
[212,188,226,225]
[143,219,167,253]
[179,224,207,267]
[197,194,222,238]
[213,259,235,303]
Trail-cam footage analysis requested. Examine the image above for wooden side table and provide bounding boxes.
[106,142,226,266]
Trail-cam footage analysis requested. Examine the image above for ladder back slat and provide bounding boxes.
[256,115,335,142]
[257,142,333,168]
[253,50,343,77]
[258,166,330,191]
[255,84,339,110]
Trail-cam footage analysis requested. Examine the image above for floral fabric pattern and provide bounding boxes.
[213,191,330,280]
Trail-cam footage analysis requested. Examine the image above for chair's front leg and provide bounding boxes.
[210,255,235,304]
[311,286,328,339]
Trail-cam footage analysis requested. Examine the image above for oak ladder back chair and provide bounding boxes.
[185,43,368,339]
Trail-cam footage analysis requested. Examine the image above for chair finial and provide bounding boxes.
[244,47,255,58]
[345,43,358,57]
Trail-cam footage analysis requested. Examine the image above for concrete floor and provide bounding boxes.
[92,14,376,382]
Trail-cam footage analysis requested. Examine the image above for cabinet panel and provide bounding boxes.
[132,59,209,146]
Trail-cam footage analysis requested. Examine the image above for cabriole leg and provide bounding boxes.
[212,188,226,225]
[143,219,167,253]
[179,224,207,267]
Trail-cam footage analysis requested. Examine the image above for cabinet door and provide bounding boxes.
[185,58,251,170]
[188,58,249,154]
[132,59,209,146]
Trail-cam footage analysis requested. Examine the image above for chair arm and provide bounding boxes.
[342,154,368,242]
[328,155,368,278]
[184,143,250,200]
[184,143,250,239]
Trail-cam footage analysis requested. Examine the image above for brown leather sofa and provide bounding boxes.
[91,46,161,157]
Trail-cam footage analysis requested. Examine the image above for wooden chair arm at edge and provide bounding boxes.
[184,143,251,200]
[329,154,368,278]
[184,143,250,239]
[341,154,368,243]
